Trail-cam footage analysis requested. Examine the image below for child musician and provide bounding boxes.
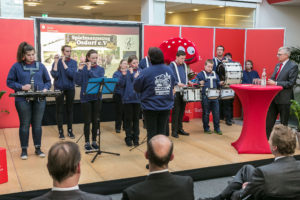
[197,59,223,135]
[112,59,128,133]
[7,42,51,160]
[51,45,77,140]
[119,55,141,147]
[75,49,105,152]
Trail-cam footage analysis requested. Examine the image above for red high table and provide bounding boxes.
[230,84,282,154]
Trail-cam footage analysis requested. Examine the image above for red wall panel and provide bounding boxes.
[215,28,246,65]
[245,29,285,78]
[181,27,214,73]
[0,19,35,128]
[143,25,180,57]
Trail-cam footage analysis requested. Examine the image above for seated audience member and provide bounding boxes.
[32,141,111,200]
[199,124,300,200]
[122,135,194,200]
[242,60,260,84]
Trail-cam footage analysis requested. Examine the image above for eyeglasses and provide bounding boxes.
[277,53,284,56]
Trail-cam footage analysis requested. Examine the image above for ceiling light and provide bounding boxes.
[167,11,174,14]
[93,1,105,4]
[193,9,199,11]
[219,5,224,7]
[80,5,94,10]
[25,2,40,6]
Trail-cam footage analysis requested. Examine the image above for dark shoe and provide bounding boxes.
[59,129,65,140]
[226,121,232,126]
[204,129,212,134]
[116,129,121,133]
[214,130,223,135]
[178,129,190,136]
[125,138,133,147]
[133,140,139,146]
[21,149,28,160]
[172,132,179,138]
[91,141,99,150]
[35,148,45,158]
[67,129,75,139]
[84,142,93,153]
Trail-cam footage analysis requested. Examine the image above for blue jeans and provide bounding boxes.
[15,100,46,149]
[201,95,220,132]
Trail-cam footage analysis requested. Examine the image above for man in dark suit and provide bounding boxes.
[266,47,298,138]
[122,134,194,200]
[199,124,300,200]
[32,141,111,200]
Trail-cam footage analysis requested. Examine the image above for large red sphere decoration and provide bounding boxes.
[159,37,199,65]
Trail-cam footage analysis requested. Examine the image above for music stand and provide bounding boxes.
[85,77,120,163]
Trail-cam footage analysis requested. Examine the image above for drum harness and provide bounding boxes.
[171,61,188,94]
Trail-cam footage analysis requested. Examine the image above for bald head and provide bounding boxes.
[147,135,173,168]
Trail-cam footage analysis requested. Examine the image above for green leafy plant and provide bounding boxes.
[0,90,9,114]
[290,100,300,130]
[290,47,300,64]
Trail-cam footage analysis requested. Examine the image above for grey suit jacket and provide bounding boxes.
[122,172,194,200]
[270,60,298,104]
[241,156,300,200]
[31,189,112,200]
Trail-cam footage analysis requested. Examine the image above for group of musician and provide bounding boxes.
[7,42,277,161]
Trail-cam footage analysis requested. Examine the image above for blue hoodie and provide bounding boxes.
[242,70,260,84]
[7,62,51,102]
[169,62,187,85]
[75,65,105,103]
[112,70,123,95]
[138,57,152,70]
[196,70,220,95]
[134,64,175,111]
[50,58,77,90]
[119,69,141,104]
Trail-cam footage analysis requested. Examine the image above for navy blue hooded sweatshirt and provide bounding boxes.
[119,69,141,104]
[134,64,175,111]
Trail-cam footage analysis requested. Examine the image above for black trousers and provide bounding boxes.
[216,164,255,200]
[123,103,140,142]
[55,89,75,130]
[172,92,186,133]
[82,100,101,143]
[220,99,233,122]
[113,93,124,130]
[144,110,170,141]
[266,101,290,139]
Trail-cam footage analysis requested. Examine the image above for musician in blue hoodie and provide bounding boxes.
[242,60,260,84]
[112,59,128,133]
[75,49,105,152]
[6,42,51,160]
[138,56,151,70]
[119,55,141,147]
[134,47,175,141]
[51,45,77,140]
[170,50,192,138]
[197,59,223,135]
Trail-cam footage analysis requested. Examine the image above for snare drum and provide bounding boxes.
[220,88,235,99]
[218,62,243,86]
[182,87,202,102]
[206,88,220,100]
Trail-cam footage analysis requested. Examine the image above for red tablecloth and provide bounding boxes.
[230,84,282,154]
[0,147,8,184]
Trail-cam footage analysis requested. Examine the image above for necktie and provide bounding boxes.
[275,63,283,80]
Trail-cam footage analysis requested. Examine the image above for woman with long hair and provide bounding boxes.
[7,42,51,160]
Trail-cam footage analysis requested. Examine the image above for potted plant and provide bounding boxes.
[0,91,9,114]
[290,100,300,149]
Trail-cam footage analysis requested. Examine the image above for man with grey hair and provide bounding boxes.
[266,46,298,138]
[32,141,111,200]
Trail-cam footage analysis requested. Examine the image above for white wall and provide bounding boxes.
[257,0,300,47]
